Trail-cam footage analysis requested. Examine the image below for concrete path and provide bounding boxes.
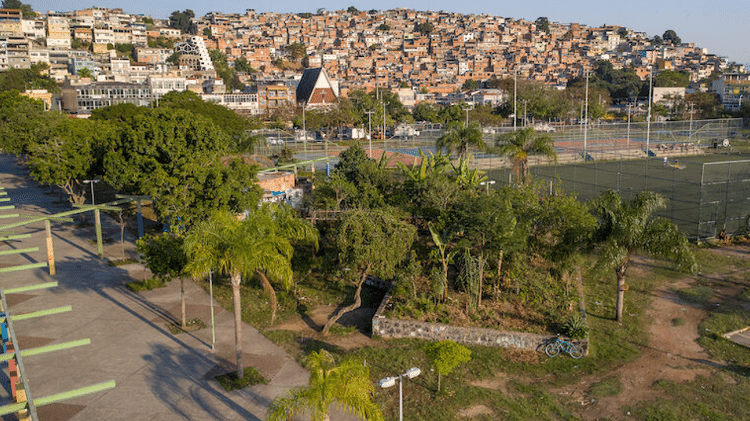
[0,155,326,421]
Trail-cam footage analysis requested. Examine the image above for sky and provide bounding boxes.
[29,0,750,65]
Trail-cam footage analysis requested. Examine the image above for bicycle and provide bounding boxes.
[545,336,584,359]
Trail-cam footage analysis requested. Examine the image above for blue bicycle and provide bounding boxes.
[545,336,583,359]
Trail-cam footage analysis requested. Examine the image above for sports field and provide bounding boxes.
[487,152,750,240]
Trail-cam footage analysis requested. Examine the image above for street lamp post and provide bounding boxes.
[379,367,421,421]
[461,103,473,128]
[480,179,496,194]
[83,179,100,205]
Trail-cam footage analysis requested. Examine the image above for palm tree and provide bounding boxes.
[267,350,384,421]
[436,121,486,160]
[184,206,317,379]
[590,190,696,323]
[495,127,557,185]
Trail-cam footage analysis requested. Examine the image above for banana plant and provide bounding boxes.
[450,157,488,189]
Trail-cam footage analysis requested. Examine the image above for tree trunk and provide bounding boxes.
[231,273,244,379]
[322,266,370,335]
[437,372,442,392]
[615,262,629,323]
[257,271,278,325]
[180,278,186,329]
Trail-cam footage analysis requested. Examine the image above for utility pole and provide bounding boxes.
[513,68,518,131]
[365,109,375,157]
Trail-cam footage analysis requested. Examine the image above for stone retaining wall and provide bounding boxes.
[372,286,588,354]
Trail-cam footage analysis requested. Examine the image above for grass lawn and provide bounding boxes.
[198,243,750,420]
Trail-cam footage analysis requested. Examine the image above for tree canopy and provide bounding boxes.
[590,190,696,322]
[26,118,117,205]
[268,350,383,421]
[1,0,35,17]
[0,63,60,94]
[322,207,416,333]
[662,29,681,45]
[103,108,260,226]
[169,9,194,32]
[654,70,690,88]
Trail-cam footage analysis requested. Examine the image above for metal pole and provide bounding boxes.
[383,100,386,147]
[698,163,705,238]
[83,179,100,205]
[584,71,589,159]
[365,110,375,157]
[209,270,215,351]
[398,374,403,421]
[646,70,653,156]
[626,101,631,150]
[302,101,308,161]
[136,199,144,238]
[513,68,517,131]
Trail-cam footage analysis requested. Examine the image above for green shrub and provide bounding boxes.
[126,277,166,292]
[215,366,268,391]
[562,314,589,339]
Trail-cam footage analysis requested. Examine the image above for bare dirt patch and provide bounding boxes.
[269,304,380,350]
[557,247,750,421]
[457,404,494,418]
[571,284,713,420]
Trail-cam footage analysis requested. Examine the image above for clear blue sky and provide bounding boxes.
[29,0,749,65]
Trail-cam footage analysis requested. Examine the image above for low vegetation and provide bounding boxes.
[215,367,268,391]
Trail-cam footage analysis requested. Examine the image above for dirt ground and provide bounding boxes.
[270,246,750,420]
[270,304,380,350]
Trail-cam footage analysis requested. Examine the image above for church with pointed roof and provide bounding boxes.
[295,67,339,108]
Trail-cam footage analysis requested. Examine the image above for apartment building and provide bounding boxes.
[712,73,750,111]
[21,18,45,39]
[0,9,22,36]
[60,80,152,114]
[0,35,30,70]
[46,15,71,48]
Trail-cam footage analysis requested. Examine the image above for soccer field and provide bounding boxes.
[487,152,750,240]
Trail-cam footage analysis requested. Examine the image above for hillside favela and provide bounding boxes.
[2,1,750,421]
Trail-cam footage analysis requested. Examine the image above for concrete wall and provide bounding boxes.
[371,287,588,354]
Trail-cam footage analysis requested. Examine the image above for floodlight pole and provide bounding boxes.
[513,68,518,131]
[82,179,100,205]
[646,69,653,155]
[584,71,589,159]
[209,270,215,351]
[379,367,421,421]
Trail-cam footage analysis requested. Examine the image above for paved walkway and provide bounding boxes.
[0,155,332,421]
